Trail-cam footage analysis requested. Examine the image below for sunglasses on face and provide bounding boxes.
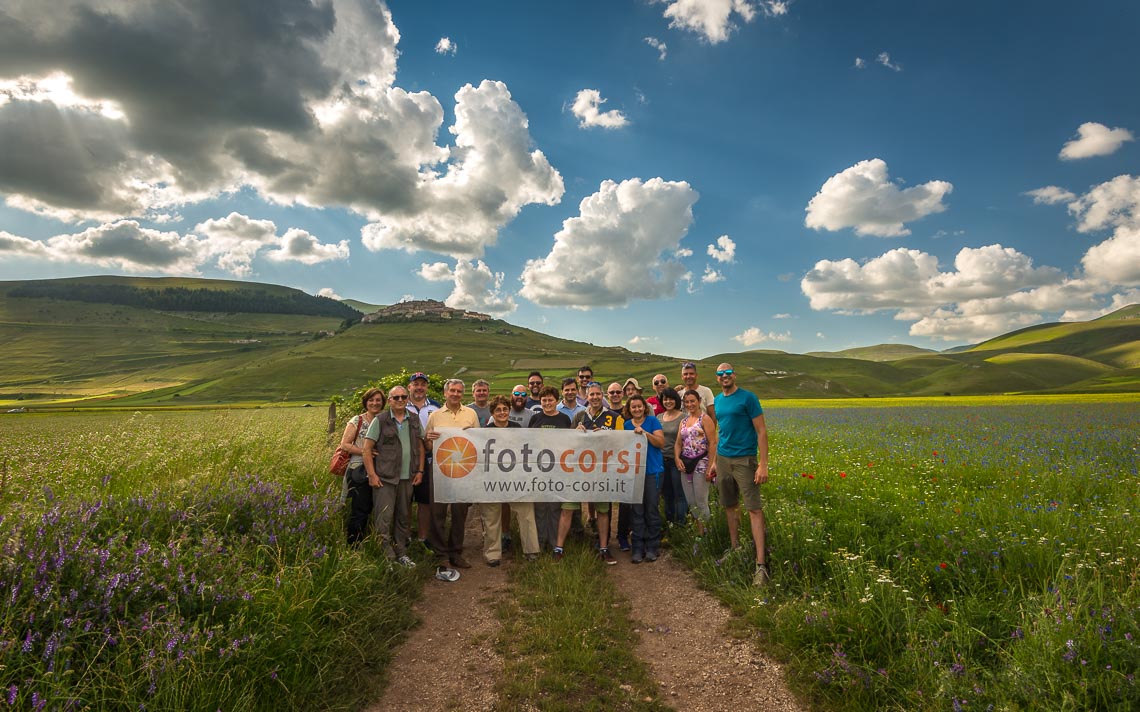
[653,379,666,385]
[512,391,526,397]
[715,369,734,377]
[608,390,622,395]
[389,394,407,400]
[529,381,542,387]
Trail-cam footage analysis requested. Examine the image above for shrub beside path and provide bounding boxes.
[369,516,807,711]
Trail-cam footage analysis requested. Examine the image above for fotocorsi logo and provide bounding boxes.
[436,436,479,478]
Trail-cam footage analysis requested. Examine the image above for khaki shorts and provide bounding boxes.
[560,501,611,513]
[717,455,764,511]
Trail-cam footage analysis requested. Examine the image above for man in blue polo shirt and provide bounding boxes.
[709,362,771,587]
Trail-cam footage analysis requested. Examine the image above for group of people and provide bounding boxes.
[334,361,772,586]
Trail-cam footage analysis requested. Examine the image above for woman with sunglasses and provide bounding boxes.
[622,395,665,563]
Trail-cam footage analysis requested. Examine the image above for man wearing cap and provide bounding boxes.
[622,377,643,402]
[406,372,440,544]
[709,362,771,587]
[678,362,715,418]
[646,374,668,415]
[425,378,481,571]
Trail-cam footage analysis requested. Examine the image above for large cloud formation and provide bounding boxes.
[0,213,347,276]
[418,259,517,315]
[520,178,698,308]
[802,175,1140,341]
[805,159,953,237]
[0,0,562,259]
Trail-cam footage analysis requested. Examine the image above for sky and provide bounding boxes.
[1,0,1138,358]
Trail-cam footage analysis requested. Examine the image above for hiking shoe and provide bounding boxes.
[396,555,416,568]
[552,547,564,562]
[617,537,631,552]
[525,553,539,562]
[645,549,658,562]
[450,556,472,569]
[435,566,460,582]
[631,550,644,564]
[753,564,770,587]
[599,548,617,566]
[487,559,501,568]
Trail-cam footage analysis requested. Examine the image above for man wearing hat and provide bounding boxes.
[406,372,440,546]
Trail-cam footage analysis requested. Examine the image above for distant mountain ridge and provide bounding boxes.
[0,276,1136,406]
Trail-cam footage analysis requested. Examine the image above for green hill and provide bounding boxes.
[0,276,1136,406]
[806,344,937,362]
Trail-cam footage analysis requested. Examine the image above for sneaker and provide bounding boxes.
[435,566,460,582]
[525,553,539,562]
[617,537,631,552]
[645,549,658,562]
[396,555,416,568]
[631,550,644,564]
[753,564,770,587]
[450,556,472,569]
[599,548,617,566]
[487,559,501,568]
[552,547,564,562]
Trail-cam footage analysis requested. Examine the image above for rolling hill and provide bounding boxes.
[1,276,1137,407]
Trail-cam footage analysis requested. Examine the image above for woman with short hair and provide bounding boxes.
[623,395,664,563]
[340,387,386,544]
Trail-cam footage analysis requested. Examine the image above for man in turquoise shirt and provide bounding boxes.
[709,362,771,587]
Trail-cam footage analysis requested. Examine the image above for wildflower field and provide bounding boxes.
[674,398,1140,711]
[0,409,423,710]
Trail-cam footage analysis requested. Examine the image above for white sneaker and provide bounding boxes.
[435,566,460,582]
[396,555,416,568]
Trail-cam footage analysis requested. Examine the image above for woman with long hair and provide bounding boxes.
[340,387,386,544]
[623,394,665,563]
[676,388,716,534]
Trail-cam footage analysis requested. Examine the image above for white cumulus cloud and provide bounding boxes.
[519,178,698,308]
[644,37,668,61]
[418,260,516,314]
[733,327,791,346]
[805,158,953,237]
[1025,186,1077,205]
[435,37,457,56]
[706,234,736,263]
[877,52,902,71]
[317,287,342,300]
[1059,122,1134,161]
[854,57,866,69]
[570,89,629,129]
[266,228,349,265]
[658,0,758,44]
[701,266,725,283]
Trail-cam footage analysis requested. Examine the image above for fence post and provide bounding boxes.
[328,402,337,436]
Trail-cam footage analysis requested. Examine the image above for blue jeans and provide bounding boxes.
[631,472,662,554]
[660,460,688,524]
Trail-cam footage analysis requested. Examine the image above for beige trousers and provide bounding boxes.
[479,502,540,560]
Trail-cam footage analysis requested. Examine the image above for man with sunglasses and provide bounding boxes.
[709,363,771,587]
[508,384,534,428]
[575,365,593,407]
[525,371,545,412]
[605,382,625,413]
[407,372,441,546]
[677,361,715,419]
[646,374,668,415]
[362,385,424,570]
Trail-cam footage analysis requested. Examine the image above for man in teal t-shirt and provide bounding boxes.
[710,362,771,587]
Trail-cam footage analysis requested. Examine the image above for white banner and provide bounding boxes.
[431,427,646,504]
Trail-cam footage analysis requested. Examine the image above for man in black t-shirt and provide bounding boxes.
[528,385,570,551]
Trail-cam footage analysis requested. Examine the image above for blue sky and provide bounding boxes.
[1,1,1137,358]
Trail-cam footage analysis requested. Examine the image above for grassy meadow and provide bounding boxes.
[1,397,1138,710]
[672,399,1140,710]
[0,409,425,710]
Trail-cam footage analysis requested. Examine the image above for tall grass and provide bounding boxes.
[0,409,425,710]
[671,402,1140,710]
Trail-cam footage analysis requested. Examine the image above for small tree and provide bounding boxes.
[332,368,445,428]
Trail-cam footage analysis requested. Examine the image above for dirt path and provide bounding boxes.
[607,548,808,712]
[367,513,506,712]
[370,515,807,711]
